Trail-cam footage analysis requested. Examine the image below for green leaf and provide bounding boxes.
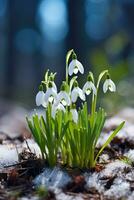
[97,69,108,89]
[26,117,36,139]
[45,69,49,82]
[59,121,70,142]
[93,108,106,146]
[95,121,125,163]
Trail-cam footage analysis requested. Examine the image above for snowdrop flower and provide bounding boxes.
[44,82,57,103]
[52,103,65,118]
[68,53,84,76]
[71,81,85,103]
[103,75,116,93]
[57,91,71,106]
[70,105,78,123]
[83,81,96,95]
[35,85,47,107]
[55,82,71,106]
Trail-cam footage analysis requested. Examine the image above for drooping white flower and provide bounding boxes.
[70,108,78,123]
[52,103,65,118]
[71,86,85,103]
[35,91,46,107]
[103,79,116,93]
[68,59,84,76]
[44,85,57,103]
[83,81,97,95]
[57,91,71,106]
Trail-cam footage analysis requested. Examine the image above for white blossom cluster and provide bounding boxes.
[35,52,116,123]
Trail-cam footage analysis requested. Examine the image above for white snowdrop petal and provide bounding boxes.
[103,79,109,93]
[90,82,97,95]
[64,92,71,105]
[58,91,70,106]
[83,82,90,93]
[83,82,92,95]
[68,60,76,76]
[103,79,116,93]
[61,91,70,105]
[58,103,66,112]
[36,91,45,106]
[78,88,85,101]
[83,81,96,96]
[52,82,57,93]
[42,101,47,108]
[74,67,79,74]
[71,109,78,123]
[51,88,57,98]
[76,60,84,74]
[109,79,116,92]
[52,103,65,118]
[68,59,84,76]
[71,88,78,103]
[44,88,51,102]
[45,88,57,103]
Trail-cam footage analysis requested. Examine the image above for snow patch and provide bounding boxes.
[0,144,19,167]
[55,189,83,200]
[22,139,41,157]
[99,154,109,163]
[96,133,110,148]
[100,160,130,177]
[34,167,72,189]
[104,178,130,199]
[124,149,134,163]
[85,172,104,193]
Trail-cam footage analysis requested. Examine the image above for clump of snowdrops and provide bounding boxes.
[27,49,124,168]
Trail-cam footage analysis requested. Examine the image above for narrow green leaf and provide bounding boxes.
[45,69,49,82]
[95,121,125,163]
[59,121,70,142]
[26,117,36,139]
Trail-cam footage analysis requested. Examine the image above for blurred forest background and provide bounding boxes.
[0,0,134,112]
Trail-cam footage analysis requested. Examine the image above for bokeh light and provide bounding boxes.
[37,0,68,42]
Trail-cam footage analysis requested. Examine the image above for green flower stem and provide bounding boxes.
[65,49,73,85]
[91,93,97,116]
[91,70,108,116]
[66,64,68,85]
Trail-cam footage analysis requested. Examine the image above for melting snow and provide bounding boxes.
[55,189,83,200]
[34,167,72,189]
[99,154,109,163]
[22,139,41,157]
[100,160,130,177]
[0,144,19,168]
[85,172,104,193]
[104,178,130,199]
